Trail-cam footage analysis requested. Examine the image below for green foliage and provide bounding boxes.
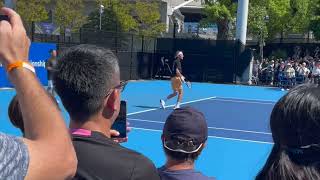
[54,0,87,32]
[266,0,311,39]
[309,0,320,40]
[110,0,137,32]
[84,0,137,32]
[16,0,50,24]
[0,1,3,7]
[201,0,237,39]
[266,0,291,38]
[248,4,268,40]
[134,1,165,36]
[84,0,164,36]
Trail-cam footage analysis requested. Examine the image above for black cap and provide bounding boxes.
[163,107,208,153]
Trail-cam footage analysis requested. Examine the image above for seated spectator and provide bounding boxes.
[0,7,77,179]
[53,44,160,179]
[158,107,215,180]
[312,61,320,84]
[8,94,59,137]
[256,84,320,180]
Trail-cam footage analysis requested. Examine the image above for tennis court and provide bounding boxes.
[0,80,286,180]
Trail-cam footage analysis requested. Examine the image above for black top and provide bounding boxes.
[72,131,160,180]
[172,59,182,77]
[158,166,215,180]
[45,57,57,80]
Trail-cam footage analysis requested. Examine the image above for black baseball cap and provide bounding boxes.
[163,107,208,154]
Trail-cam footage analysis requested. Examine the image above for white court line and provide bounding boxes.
[217,96,277,103]
[128,118,271,135]
[127,96,217,115]
[131,127,274,145]
[211,98,275,105]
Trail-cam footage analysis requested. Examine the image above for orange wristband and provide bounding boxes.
[7,61,35,74]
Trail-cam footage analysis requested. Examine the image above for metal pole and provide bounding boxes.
[99,4,104,31]
[235,0,249,45]
[260,28,263,60]
[99,13,102,30]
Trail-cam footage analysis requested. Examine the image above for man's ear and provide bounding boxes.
[106,89,120,111]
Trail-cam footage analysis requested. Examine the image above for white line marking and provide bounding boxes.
[131,127,274,144]
[128,118,271,135]
[211,99,275,105]
[127,96,217,115]
[128,118,164,124]
[217,97,277,103]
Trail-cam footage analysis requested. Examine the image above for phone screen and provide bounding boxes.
[0,15,9,22]
[111,101,127,138]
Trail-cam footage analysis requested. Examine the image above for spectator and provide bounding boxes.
[53,44,160,180]
[285,63,296,87]
[296,62,310,83]
[45,49,57,95]
[158,107,215,180]
[312,62,320,84]
[0,7,77,179]
[266,61,274,85]
[8,94,59,137]
[256,84,320,180]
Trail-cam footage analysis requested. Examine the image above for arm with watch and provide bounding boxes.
[0,8,77,180]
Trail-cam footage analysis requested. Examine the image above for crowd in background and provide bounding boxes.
[253,47,320,89]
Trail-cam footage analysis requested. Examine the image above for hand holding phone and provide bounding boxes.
[111,101,127,139]
[0,15,9,21]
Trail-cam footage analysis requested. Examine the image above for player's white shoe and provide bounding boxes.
[173,103,180,110]
[160,99,166,109]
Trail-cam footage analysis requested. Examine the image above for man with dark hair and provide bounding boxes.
[54,44,160,180]
[159,107,215,180]
[45,49,57,94]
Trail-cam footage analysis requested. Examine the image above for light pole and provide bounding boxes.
[99,4,104,31]
[259,15,269,60]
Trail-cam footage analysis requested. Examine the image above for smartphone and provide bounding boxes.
[0,15,9,22]
[111,100,127,138]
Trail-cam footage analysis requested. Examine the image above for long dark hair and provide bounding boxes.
[256,84,320,180]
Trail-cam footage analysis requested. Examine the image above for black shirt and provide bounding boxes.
[158,166,215,180]
[45,57,57,80]
[72,131,160,180]
[172,59,182,77]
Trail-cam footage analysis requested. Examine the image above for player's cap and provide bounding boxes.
[163,107,208,154]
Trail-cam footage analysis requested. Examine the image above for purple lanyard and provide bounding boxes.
[70,128,92,137]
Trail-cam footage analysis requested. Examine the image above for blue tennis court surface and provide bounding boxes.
[121,80,285,180]
[0,80,286,180]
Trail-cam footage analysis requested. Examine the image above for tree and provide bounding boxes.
[309,0,320,40]
[266,0,310,39]
[248,2,268,40]
[16,0,50,27]
[54,0,87,32]
[201,0,237,40]
[83,0,137,32]
[288,0,311,33]
[134,1,165,36]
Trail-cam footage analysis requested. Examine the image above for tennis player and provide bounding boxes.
[160,51,185,109]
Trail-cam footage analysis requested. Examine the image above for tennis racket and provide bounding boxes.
[185,81,192,88]
[180,76,192,89]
